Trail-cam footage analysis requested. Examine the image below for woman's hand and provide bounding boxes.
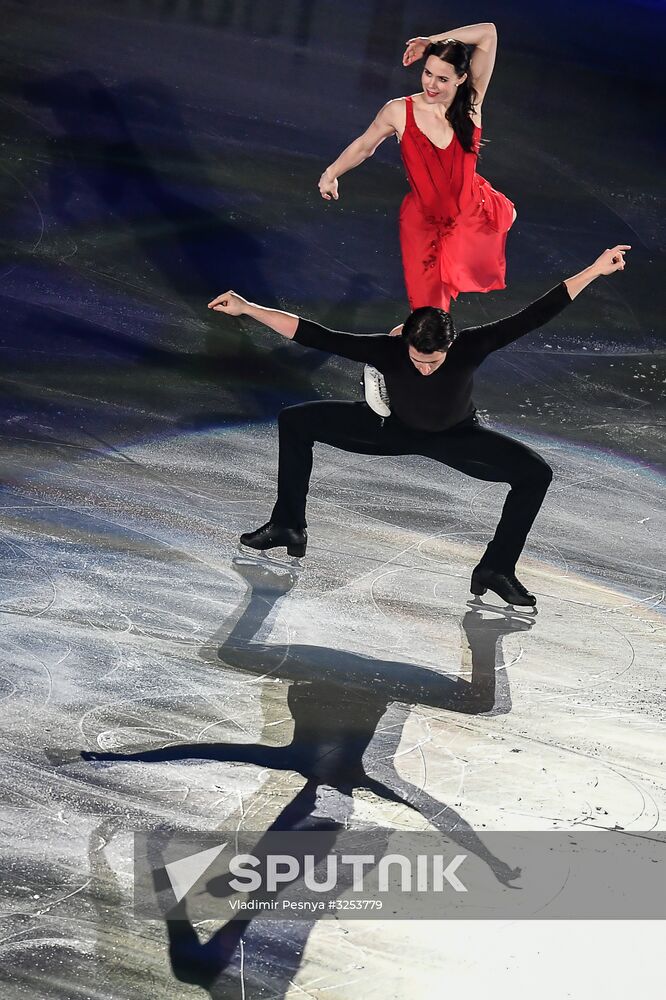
[207,290,248,316]
[403,36,431,66]
[593,245,631,275]
[318,170,339,201]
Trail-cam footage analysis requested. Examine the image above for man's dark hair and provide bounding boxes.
[402,306,455,353]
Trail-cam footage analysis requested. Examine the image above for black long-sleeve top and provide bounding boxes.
[293,283,573,431]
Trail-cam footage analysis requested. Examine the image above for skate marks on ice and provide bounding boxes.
[77,558,528,997]
[355,550,664,831]
[45,553,663,997]
[0,434,663,999]
[0,526,663,998]
[0,556,525,1000]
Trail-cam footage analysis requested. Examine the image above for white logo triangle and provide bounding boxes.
[165,842,228,903]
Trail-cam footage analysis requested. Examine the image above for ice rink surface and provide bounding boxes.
[0,1,664,997]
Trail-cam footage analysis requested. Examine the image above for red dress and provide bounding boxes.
[399,95,515,311]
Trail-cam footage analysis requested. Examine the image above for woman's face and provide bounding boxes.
[421,55,465,107]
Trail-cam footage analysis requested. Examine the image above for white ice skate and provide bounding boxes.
[363,365,391,417]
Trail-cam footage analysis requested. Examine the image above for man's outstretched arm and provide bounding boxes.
[208,289,390,365]
[563,245,630,298]
[460,245,631,360]
[208,290,299,339]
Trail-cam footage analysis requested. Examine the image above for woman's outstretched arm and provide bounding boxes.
[318,100,402,201]
[403,22,498,106]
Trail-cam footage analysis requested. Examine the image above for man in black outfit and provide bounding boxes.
[208,245,629,606]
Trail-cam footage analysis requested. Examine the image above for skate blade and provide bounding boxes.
[466,596,538,620]
[235,546,304,571]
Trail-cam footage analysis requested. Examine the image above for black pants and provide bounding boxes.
[270,402,553,572]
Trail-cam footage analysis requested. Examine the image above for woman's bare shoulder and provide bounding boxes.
[377,97,407,137]
[382,97,408,124]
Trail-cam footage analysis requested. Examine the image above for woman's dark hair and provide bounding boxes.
[422,39,478,153]
[402,306,455,354]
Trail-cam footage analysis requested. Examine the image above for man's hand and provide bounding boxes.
[403,36,430,66]
[207,290,248,316]
[318,170,339,201]
[207,293,299,339]
[593,245,631,275]
[564,245,631,299]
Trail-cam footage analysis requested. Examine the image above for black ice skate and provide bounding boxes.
[240,522,308,558]
[470,566,537,607]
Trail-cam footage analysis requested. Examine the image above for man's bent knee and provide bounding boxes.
[510,457,553,490]
[532,459,553,489]
[278,404,309,430]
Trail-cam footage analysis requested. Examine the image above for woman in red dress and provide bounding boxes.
[319,22,515,311]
